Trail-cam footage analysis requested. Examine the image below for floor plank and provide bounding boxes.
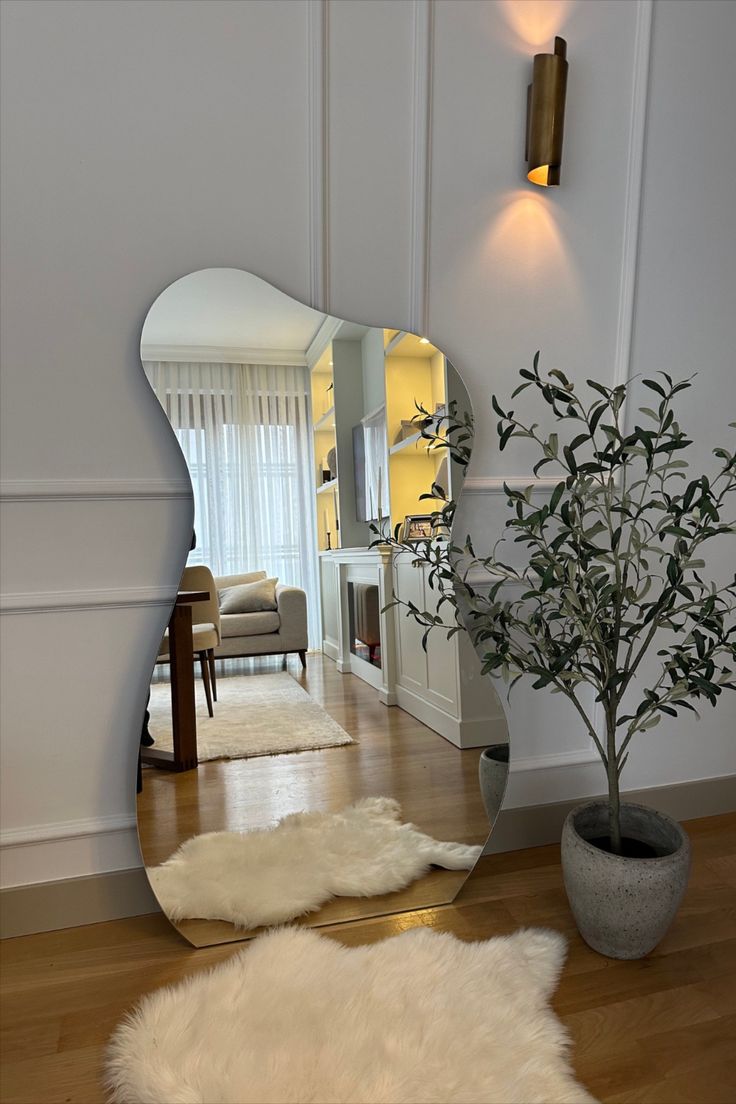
[1,812,734,1103]
[138,654,492,944]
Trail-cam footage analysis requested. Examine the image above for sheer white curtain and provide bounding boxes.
[144,361,320,648]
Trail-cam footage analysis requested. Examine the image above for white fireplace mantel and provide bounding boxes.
[318,546,507,749]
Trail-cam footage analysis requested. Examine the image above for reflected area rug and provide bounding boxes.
[148,797,482,926]
[148,671,354,760]
[107,925,596,1104]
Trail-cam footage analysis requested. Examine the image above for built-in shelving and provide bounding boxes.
[389,431,433,456]
[313,407,336,431]
[310,323,469,557]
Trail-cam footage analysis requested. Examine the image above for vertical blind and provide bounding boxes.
[144,361,320,649]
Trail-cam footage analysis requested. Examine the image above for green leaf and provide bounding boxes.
[643,378,667,398]
[499,425,514,451]
[549,481,565,514]
[569,432,590,452]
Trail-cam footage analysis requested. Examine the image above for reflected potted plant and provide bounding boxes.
[374,358,736,959]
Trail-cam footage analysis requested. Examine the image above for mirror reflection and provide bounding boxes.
[137,269,508,947]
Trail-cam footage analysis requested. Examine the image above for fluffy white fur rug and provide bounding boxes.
[148,797,481,926]
[148,671,354,760]
[107,925,596,1104]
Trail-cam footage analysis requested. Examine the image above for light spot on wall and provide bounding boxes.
[499,0,572,50]
[485,190,581,302]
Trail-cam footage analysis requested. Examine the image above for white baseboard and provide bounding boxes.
[394,683,506,749]
[2,775,731,939]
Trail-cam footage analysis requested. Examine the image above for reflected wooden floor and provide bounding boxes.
[2,814,734,1104]
[137,654,491,945]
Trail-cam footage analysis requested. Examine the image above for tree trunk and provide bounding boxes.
[606,714,622,854]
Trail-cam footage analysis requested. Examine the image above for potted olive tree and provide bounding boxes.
[376,359,735,959]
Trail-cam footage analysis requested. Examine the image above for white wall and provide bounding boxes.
[1,0,734,891]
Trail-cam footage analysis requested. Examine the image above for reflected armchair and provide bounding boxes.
[157,565,221,716]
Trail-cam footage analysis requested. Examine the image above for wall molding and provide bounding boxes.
[461,476,561,495]
[307,0,330,312]
[306,314,342,366]
[141,343,308,366]
[487,773,736,856]
[0,812,137,848]
[409,0,434,338]
[0,585,176,615]
[0,478,192,502]
[612,0,653,393]
[511,747,599,773]
[3,775,733,938]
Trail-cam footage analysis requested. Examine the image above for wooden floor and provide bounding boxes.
[138,654,491,945]
[1,812,734,1104]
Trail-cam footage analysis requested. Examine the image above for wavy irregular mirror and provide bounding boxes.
[137,269,509,947]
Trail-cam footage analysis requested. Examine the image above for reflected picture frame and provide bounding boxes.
[400,513,435,541]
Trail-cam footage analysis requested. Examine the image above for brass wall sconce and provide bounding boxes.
[526,36,568,187]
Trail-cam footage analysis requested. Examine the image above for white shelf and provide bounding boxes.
[389,431,429,455]
[384,331,407,356]
[316,478,338,495]
[313,406,335,431]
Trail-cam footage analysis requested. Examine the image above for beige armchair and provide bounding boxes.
[214,571,308,667]
[157,565,221,716]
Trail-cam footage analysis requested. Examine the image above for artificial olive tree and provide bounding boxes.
[377,359,736,853]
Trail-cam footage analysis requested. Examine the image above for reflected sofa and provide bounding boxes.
[213,571,308,668]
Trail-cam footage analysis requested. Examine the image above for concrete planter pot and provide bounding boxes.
[561,800,691,960]
[478,744,510,828]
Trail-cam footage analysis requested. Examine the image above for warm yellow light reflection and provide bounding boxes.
[527,165,551,186]
[500,0,571,48]
[485,190,580,298]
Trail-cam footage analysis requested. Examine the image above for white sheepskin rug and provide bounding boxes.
[106,925,596,1104]
[148,671,354,760]
[148,797,482,926]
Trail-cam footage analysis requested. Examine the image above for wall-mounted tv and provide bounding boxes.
[352,408,389,523]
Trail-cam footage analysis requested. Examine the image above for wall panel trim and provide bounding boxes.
[612,0,653,392]
[307,0,330,312]
[511,748,598,773]
[409,0,434,337]
[0,812,137,848]
[141,344,308,366]
[462,476,560,494]
[0,478,192,502]
[0,585,176,615]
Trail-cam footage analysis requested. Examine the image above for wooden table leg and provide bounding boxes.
[141,602,199,772]
[168,602,198,770]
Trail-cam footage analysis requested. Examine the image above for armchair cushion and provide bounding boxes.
[216,571,267,594]
[158,622,219,660]
[219,577,278,614]
[220,611,281,639]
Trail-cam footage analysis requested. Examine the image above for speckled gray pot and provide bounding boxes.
[561,801,691,960]
[478,744,510,827]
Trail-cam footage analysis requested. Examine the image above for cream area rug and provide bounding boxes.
[148,797,482,926]
[107,925,596,1104]
[148,671,354,760]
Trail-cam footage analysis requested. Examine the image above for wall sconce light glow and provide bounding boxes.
[526,36,568,187]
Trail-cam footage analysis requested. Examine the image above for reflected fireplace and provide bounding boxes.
[347,581,381,669]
